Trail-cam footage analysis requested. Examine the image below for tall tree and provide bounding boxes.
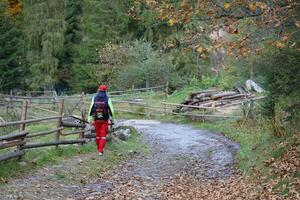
[0,3,26,92]
[70,0,133,92]
[58,0,83,91]
[23,0,65,90]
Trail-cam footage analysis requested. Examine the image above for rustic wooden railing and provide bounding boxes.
[0,98,90,162]
[0,84,251,162]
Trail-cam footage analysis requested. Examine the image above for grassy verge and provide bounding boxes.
[117,110,299,196]
[68,129,149,183]
[0,125,148,183]
[195,119,299,196]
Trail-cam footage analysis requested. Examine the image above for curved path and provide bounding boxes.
[79,120,239,199]
[0,120,239,200]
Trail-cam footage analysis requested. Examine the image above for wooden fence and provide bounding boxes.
[0,84,256,162]
[0,99,91,162]
[109,99,244,121]
[0,85,168,162]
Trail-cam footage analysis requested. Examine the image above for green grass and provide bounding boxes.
[191,119,296,179]
[0,141,94,180]
[0,126,148,183]
[108,87,299,197]
[70,129,149,181]
[166,81,206,103]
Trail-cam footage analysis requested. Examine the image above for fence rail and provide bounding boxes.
[0,84,250,163]
[0,116,62,128]
[0,97,88,162]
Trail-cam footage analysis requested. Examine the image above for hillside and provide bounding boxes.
[0,0,299,199]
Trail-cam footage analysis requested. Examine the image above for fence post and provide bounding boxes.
[17,100,28,157]
[165,81,169,98]
[7,90,13,114]
[163,101,167,115]
[52,90,58,110]
[55,99,64,149]
[20,100,28,131]
[131,84,134,100]
[79,92,86,144]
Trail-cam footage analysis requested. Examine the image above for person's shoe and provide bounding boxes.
[98,152,103,156]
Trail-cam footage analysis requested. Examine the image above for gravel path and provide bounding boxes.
[0,120,239,200]
[79,120,239,199]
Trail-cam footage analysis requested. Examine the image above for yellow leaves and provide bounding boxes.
[256,2,268,10]
[157,1,193,26]
[224,3,231,10]
[248,2,268,12]
[195,45,209,58]
[6,0,23,19]
[168,18,178,26]
[145,0,157,9]
[274,41,285,49]
[295,21,300,28]
[248,2,257,12]
[196,46,205,54]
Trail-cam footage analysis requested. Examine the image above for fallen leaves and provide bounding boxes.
[90,143,299,199]
[224,3,231,10]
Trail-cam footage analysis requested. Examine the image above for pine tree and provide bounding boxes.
[58,0,83,91]
[70,0,133,92]
[0,4,26,92]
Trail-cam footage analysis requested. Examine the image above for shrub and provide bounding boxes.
[258,47,300,135]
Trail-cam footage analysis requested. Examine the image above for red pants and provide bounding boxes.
[94,120,109,153]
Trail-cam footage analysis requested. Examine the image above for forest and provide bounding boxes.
[0,0,299,199]
[1,0,299,130]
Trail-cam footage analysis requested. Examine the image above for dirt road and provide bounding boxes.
[0,120,239,200]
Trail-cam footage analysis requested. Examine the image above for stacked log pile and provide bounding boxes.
[176,87,254,112]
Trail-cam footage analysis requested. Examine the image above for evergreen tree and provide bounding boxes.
[70,0,133,92]
[24,0,65,90]
[58,0,83,91]
[0,4,26,92]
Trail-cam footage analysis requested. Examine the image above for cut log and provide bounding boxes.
[190,89,219,98]
[0,150,25,162]
[191,98,200,104]
[194,93,206,99]
[222,94,248,100]
[198,102,213,107]
[0,131,28,141]
[0,140,26,150]
[211,91,237,100]
[182,99,192,105]
[61,120,86,128]
[200,97,211,102]
[22,139,86,149]
[181,107,193,112]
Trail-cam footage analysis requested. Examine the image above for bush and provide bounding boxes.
[258,47,300,135]
[115,40,179,88]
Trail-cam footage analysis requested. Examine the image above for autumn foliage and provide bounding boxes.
[5,0,22,18]
[129,0,300,57]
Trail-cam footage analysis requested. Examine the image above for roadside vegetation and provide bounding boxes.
[0,127,148,183]
[115,77,299,197]
[0,0,299,198]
